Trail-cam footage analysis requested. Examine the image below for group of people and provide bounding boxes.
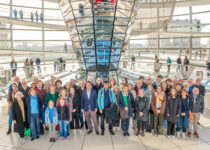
[23,58,41,79]
[7,74,205,142]
[54,57,66,73]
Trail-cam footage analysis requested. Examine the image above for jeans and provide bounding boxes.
[37,65,41,73]
[131,62,135,70]
[41,105,46,124]
[121,118,130,132]
[80,111,87,128]
[30,114,40,138]
[100,114,113,131]
[176,65,181,72]
[177,115,189,133]
[9,107,12,127]
[164,119,168,128]
[59,120,68,138]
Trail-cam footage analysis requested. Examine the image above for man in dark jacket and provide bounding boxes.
[93,77,103,94]
[188,87,204,138]
[81,81,99,135]
[176,56,182,72]
[193,78,205,97]
[19,80,30,103]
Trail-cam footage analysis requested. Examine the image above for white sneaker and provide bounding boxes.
[171,136,175,138]
[182,132,186,138]
[167,135,171,139]
[177,132,180,138]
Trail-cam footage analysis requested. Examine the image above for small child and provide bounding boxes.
[45,100,58,142]
[57,97,70,141]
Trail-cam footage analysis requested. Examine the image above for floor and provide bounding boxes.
[0,111,210,150]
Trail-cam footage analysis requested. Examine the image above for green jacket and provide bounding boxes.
[45,91,59,107]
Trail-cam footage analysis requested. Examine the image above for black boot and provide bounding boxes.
[136,130,140,136]
[7,127,12,135]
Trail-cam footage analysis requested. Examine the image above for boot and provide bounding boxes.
[7,127,12,135]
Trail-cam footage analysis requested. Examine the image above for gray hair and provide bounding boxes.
[15,91,23,99]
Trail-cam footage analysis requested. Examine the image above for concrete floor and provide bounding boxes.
[0,94,210,150]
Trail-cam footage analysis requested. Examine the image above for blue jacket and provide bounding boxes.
[117,91,134,117]
[26,95,42,123]
[98,88,115,110]
[36,58,41,65]
[167,59,172,64]
[81,89,98,112]
[45,107,58,124]
[10,62,17,69]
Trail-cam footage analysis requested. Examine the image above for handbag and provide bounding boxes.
[119,108,129,120]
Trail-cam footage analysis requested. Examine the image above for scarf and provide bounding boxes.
[154,91,165,108]
[17,99,25,122]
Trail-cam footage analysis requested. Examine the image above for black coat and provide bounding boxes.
[166,96,181,123]
[72,93,81,115]
[12,100,29,133]
[57,104,70,121]
[135,96,148,121]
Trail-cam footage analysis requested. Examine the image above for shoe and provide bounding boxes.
[167,135,171,139]
[6,127,12,135]
[50,138,52,142]
[182,132,186,139]
[31,138,35,141]
[63,138,69,141]
[177,132,180,138]
[136,131,140,136]
[36,136,39,139]
[193,132,199,138]
[87,130,93,134]
[96,131,99,135]
[171,136,175,138]
[187,132,191,137]
[53,138,56,142]
[123,132,127,136]
[141,132,145,137]
[101,131,104,136]
[60,137,63,140]
[126,132,130,136]
[110,130,115,135]
[45,126,49,131]
[80,125,84,129]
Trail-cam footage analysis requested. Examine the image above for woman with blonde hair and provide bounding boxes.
[109,78,116,90]
[44,81,50,92]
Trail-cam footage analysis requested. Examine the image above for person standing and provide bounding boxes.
[184,56,189,72]
[176,56,182,72]
[166,57,172,73]
[19,9,23,19]
[36,57,41,74]
[10,59,17,76]
[177,89,192,138]
[117,84,134,136]
[40,12,44,23]
[81,81,99,135]
[64,43,67,51]
[188,87,204,138]
[196,20,200,32]
[12,91,29,138]
[45,85,59,107]
[154,56,159,73]
[98,81,115,135]
[26,89,42,141]
[79,3,85,16]
[193,77,205,97]
[206,60,210,76]
[145,84,155,132]
[35,11,39,22]
[31,12,34,22]
[13,9,17,19]
[70,87,81,130]
[151,85,166,136]
[29,59,34,78]
[57,98,69,141]
[93,77,103,94]
[36,80,46,124]
[19,80,30,102]
[45,100,58,142]
[165,88,181,138]
[135,89,148,137]
[131,55,135,70]
[7,83,18,135]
